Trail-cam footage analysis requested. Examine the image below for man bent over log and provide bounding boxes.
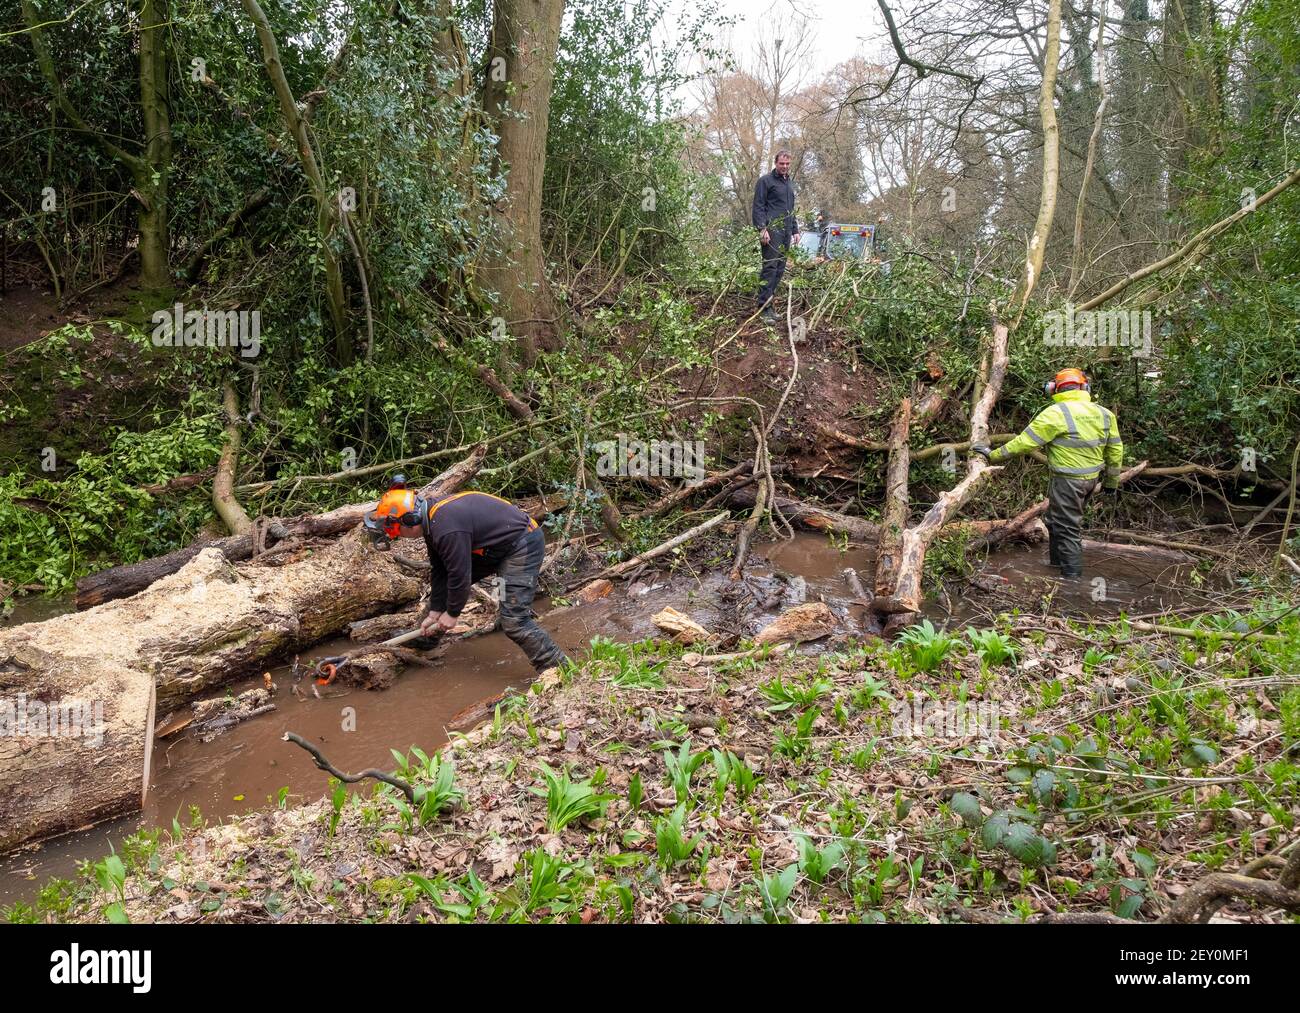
[365,476,568,672]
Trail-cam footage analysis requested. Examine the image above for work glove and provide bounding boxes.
[420,611,455,637]
[970,443,993,460]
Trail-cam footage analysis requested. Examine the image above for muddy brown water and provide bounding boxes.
[0,533,1208,907]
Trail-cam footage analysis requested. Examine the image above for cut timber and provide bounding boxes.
[653,607,715,646]
[0,523,438,850]
[75,445,486,609]
[755,602,838,645]
[0,649,155,854]
[571,578,613,603]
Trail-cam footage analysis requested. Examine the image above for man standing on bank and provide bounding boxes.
[365,476,568,673]
[752,150,801,324]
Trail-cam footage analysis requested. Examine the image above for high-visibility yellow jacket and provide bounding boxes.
[988,389,1124,488]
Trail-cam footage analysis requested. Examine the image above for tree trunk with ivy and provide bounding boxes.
[479,0,566,364]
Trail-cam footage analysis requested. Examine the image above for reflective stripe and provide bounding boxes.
[1101,408,1112,442]
[1051,464,1103,476]
[1057,403,1079,439]
[1056,436,1106,448]
[1023,426,1049,446]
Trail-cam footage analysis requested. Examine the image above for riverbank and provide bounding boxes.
[10,592,1297,924]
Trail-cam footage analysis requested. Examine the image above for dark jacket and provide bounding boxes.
[752,169,797,235]
[420,492,537,617]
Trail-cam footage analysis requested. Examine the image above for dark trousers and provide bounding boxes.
[757,229,790,310]
[1046,476,1097,576]
[496,527,566,671]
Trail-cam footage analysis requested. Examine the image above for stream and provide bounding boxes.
[0,532,1209,907]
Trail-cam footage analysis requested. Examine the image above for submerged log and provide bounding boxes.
[74,445,487,609]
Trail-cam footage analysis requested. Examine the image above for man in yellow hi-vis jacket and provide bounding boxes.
[972,368,1124,578]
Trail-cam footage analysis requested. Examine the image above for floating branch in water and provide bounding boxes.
[282,731,416,803]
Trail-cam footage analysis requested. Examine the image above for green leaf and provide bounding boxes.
[951,792,983,827]
[1132,849,1158,878]
[1001,823,1057,868]
[981,813,1010,849]
[1116,893,1144,919]
[1188,742,1218,765]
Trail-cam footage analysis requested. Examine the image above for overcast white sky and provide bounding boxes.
[702,0,887,66]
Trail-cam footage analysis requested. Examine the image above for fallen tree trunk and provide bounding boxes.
[1,529,429,850]
[874,399,912,599]
[2,449,491,850]
[75,445,487,608]
[729,487,880,541]
[883,323,1011,616]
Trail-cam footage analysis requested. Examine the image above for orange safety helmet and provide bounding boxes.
[1044,367,1089,396]
[363,475,423,545]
